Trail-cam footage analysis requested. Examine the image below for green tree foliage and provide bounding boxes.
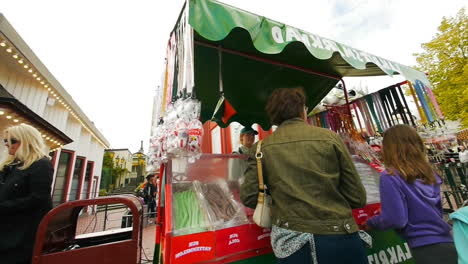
[102,152,114,168]
[101,152,129,191]
[414,8,468,127]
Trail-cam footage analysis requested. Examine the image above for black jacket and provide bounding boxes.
[0,157,53,263]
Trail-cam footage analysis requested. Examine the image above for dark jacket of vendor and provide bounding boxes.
[240,89,366,235]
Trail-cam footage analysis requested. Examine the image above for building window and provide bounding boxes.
[82,161,94,198]
[52,151,72,207]
[68,157,84,201]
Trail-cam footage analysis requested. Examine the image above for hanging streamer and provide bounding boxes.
[372,94,387,131]
[423,83,444,119]
[382,89,397,125]
[183,3,195,95]
[161,58,170,114]
[359,99,375,136]
[218,48,224,95]
[166,34,177,107]
[369,94,387,133]
[425,93,438,124]
[176,17,185,99]
[379,90,395,127]
[320,112,328,128]
[378,93,391,130]
[365,100,378,135]
[413,80,434,123]
[326,112,334,131]
[365,95,383,133]
[389,86,409,125]
[385,88,401,125]
[353,103,365,136]
[396,85,416,127]
[355,101,367,135]
[407,81,427,124]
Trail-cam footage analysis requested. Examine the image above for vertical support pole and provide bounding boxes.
[103,204,108,231]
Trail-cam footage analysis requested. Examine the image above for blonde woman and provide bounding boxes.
[0,124,54,264]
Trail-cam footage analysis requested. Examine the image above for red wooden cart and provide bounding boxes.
[32,195,143,264]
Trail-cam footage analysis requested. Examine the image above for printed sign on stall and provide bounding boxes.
[366,230,415,264]
[246,224,272,250]
[215,224,250,257]
[171,232,216,264]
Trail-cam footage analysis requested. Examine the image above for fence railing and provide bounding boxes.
[436,162,467,212]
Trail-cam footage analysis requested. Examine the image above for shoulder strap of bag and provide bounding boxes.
[256,140,265,192]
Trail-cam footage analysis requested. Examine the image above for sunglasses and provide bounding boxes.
[3,138,19,145]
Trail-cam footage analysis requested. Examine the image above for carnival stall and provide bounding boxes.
[148,1,445,263]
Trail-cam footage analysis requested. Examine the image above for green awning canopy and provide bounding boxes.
[188,0,430,129]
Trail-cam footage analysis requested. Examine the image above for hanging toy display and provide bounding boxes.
[149,98,204,167]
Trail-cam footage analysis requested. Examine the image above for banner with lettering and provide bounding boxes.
[366,230,415,264]
[188,0,431,88]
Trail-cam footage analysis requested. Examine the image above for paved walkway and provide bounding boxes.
[75,205,157,263]
[142,223,156,263]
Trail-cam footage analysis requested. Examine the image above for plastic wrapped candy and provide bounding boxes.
[151,98,204,162]
[182,98,201,120]
[173,118,189,154]
[187,119,203,163]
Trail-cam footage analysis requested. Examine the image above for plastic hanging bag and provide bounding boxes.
[194,179,248,230]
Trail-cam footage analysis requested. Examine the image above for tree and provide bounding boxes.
[101,152,115,191]
[414,8,468,128]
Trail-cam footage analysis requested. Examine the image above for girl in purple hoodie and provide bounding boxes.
[366,125,457,263]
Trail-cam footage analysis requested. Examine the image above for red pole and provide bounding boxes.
[155,164,165,244]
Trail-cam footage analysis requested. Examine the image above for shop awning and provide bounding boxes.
[187,0,430,129]
[0,85,73,148]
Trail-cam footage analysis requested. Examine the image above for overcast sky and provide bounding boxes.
[1,0,466,153]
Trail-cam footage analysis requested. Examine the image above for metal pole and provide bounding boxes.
[103,204,108,231]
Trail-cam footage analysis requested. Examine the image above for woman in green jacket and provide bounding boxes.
[240,87,368,264]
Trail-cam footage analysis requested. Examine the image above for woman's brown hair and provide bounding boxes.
[265,87,306,125]
[382,124,436,184]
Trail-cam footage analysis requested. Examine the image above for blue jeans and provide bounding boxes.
[277,233,368,264]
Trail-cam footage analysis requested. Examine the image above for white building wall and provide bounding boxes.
[1,15,109,206]
[0,47,107,204]
[0,64,49,117]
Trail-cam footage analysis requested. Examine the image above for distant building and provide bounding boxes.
[104,149,133,188]
[132,141,147,183]
[0,14,110,206]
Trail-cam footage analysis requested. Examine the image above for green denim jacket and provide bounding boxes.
[240,118,366,235]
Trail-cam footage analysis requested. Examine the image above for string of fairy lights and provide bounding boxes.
[0,108,63,151]
[0,35,109,150]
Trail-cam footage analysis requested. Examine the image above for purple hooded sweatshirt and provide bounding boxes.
[367,170,453,248]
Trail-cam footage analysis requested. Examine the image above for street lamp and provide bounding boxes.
[120,157,126,184]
